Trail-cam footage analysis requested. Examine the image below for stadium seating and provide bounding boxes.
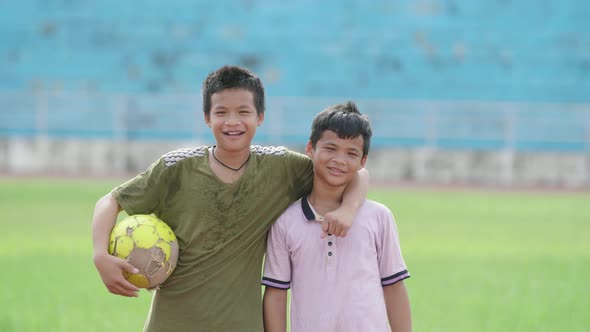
[0,0,588,151]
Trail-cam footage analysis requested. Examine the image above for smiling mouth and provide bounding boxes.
[327,167,345,174]
[224,131,244,136]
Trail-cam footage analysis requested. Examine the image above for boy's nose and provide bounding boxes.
[333,152,347,164]
[225,114,241,125]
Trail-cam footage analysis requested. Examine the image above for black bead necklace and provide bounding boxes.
[211,146,250,172]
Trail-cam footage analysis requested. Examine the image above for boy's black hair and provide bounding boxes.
[202,65,265,116]
[309,101,372,157]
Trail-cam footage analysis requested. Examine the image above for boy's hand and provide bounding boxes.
[93,253,140,297]
[321,206,355,238]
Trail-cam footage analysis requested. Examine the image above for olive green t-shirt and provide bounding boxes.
[111,145,313,332]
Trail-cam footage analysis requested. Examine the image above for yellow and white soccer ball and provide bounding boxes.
[109,214,179,289]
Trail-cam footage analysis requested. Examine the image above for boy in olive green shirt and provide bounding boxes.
[91,66,369,331]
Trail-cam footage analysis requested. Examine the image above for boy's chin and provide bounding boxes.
[322,177,351,189]
[216,139,250,149]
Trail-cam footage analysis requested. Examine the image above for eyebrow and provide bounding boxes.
[212,104,254,110]
[323,141,362,152]
[347,147,362,154]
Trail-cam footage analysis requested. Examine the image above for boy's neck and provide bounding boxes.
[307,184,345,217]
[208,145,251,184]
[211,145,251,166]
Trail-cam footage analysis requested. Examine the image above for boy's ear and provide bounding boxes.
[305,141,313,157]
[257,112,265,126]
[359,155,368,169]
[204,113,211,127]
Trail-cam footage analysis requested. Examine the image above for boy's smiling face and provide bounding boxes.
[205,88,264,154]
[306,130,367,189]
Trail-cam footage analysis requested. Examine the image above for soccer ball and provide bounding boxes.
[108,214,179,289]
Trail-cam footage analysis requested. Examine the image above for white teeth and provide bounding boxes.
[225,132,242,135]
[328,167,344,174]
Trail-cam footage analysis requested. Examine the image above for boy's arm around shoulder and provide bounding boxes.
[384,280,412,332]
[92,193,140,297]
[263,286,288,332]
[322,167,369,237]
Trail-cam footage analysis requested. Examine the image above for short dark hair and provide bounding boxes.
[201,65,265,116]
[309,101,372,157]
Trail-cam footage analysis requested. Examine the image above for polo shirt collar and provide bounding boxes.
[301,195,322,222]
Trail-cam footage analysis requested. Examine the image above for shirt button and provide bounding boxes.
[328,252,333,256]
[328,242,333,246]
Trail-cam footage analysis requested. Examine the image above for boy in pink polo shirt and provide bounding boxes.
[262,101,412,332]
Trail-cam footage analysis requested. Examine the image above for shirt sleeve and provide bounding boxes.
[111,157,170,216]
[284,149,314,200]
[377,207,411,286]
[262,216,292,289]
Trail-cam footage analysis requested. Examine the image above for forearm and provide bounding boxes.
[341,168,369,212]
[263,287,288,332]
[91,193,141,297]
[384,281,412,332]
[92,193,122,257]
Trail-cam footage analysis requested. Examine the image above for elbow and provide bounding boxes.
[95,193,122,213]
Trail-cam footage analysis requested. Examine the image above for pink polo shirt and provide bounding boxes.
[262,197,410,332]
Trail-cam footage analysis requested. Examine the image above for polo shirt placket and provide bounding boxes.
[303,198,338,271]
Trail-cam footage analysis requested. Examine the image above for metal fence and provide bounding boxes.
[1,91,589,152]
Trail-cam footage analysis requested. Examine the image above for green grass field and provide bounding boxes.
[1,178,588,331]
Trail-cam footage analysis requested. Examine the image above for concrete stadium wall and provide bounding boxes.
[1,138,588,189]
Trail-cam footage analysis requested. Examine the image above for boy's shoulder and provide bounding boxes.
[161,145,297,168]
[162,146,207,167]
[250,145,289,156]
[274,198,305,225]
[361,199,394,220]
[363,199,389,210]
